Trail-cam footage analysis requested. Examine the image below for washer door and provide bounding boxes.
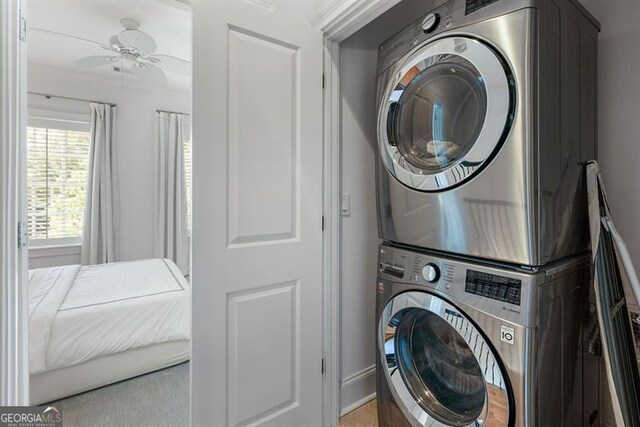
[379,291,511,426]
[378,36,514,191]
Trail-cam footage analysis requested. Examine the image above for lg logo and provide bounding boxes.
[501,325,515,345]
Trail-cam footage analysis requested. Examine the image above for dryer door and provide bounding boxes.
[378,36,514,191]
[379,291,511,426]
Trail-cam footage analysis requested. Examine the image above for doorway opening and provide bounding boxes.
[24,1,192,424]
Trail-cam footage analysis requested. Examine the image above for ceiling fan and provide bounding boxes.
[31,18,190,86]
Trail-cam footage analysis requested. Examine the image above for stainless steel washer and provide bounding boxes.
[376,243,591,426]
[376,0,600,266]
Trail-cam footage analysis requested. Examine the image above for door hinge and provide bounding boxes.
[322,215,325,231]
[17,222,27,248]
[19,9,26,42]
[321,358,325,375]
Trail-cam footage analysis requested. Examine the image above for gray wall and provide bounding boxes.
[338,0,437,414]
[580,0,640,310]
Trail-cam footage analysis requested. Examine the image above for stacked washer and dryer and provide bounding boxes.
[374,0,600,426]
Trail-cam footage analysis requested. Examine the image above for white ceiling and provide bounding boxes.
[27,0,191,93]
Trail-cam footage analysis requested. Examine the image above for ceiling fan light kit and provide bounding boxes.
[32,17,190,87]
[117,29,157,56]
[120,17,140,31]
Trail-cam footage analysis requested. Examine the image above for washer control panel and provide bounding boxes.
[377,243,561,327]
[465,270,521,305]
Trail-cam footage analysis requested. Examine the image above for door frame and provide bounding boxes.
[0,0,29,406]
[315,1,401,425]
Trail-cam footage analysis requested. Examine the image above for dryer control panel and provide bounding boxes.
[465,270,521,305]
[465,0,500,15]
[377,0,456,74]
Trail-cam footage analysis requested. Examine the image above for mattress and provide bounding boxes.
[30,340,190,405]
[28,258,191,397]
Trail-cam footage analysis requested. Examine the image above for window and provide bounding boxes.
[27,117,91,245]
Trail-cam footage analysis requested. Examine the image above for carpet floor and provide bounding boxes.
[49,362,190,427]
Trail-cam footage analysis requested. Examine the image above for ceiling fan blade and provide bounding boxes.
[70,55,120,69]
[117,30,157,56]
[131,62,167,86]
[146,54,191,75]
[30,28,117,53]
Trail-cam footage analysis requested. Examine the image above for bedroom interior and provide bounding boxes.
[24,0,192,424]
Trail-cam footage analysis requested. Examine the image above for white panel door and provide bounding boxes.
[191,2,324,426]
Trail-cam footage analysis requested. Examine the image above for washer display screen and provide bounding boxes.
[465,270,521,305]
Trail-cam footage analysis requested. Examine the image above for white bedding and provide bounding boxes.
[29,258,190,375]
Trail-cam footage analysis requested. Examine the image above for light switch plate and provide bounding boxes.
[341,194,351,217]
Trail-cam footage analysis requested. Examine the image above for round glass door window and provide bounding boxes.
[393,58,487,172]
[380,292,511,426]
[395,308,486,423]
[378,37,514,191]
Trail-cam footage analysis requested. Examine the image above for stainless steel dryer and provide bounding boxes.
[376,243,591,427]
[376,0,600,266]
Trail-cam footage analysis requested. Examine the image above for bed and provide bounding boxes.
[28,258,190,404]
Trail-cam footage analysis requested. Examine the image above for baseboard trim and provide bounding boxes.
[341,364,376,388]
[339,365,376,416]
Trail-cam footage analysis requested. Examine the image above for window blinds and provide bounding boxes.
[27,125,90,242]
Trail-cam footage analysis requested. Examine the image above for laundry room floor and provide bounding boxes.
[338,399,377,426]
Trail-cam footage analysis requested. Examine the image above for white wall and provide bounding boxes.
[27,63,190,268]
[338,0,437,414]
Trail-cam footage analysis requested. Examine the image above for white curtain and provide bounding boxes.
[153,112,189,274]
[81,103,118,265]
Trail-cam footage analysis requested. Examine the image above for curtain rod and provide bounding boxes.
[28,91,117,107]
[156,109,190,116]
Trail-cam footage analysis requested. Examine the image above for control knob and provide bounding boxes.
[422,13,440,33]
[422,263,440,283]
